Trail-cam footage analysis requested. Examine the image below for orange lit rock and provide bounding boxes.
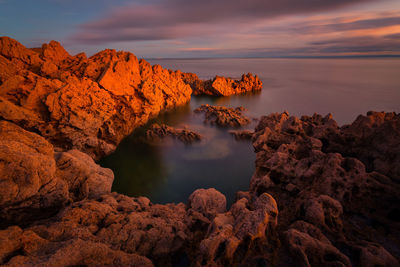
[183,72,262,96]
[0,37,192,159]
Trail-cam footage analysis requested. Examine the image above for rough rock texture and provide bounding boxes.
[145,123,202,144]
[249,111,400,266]
[0,37,192,159]
[194,104,250,127]
[182,72,262,96]
[0,121,113,227]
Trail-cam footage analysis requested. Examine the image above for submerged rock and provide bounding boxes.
[194,104,250,127]
[229,129,254,140]
[182,72,262,96]
[145,123,202,144]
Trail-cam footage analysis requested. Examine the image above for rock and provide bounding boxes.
[0,193,190,266]
[249,111,400,266]
[0,121,69,227]
[284,228,351,267]
[195,193,278,266]
[325,111,400,182]
[188,188,227,221]
[0,226,153,267]
[145,123,202,144]
[182,72,262,96]
[194,104,250,127]
[55,149,114,201]
[229,129,254,140]
[0,37,192,159]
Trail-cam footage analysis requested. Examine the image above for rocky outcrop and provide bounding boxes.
[145,123,202,144]
[1,111,399,266]
[0,120,113,227]
[182,72,262,96]
[194,104,250,127]
[0,37,192,159]
[1,37,398,266]
[249,111,400,266]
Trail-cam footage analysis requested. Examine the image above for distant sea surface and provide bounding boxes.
[100,58,400,205]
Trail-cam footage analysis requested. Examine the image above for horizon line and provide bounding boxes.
[144,54,400,60]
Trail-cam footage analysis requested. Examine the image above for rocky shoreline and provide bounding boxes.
[0,37,399,266]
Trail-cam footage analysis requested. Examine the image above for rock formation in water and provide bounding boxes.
[194,104,251,127]
[0,37,399,266]
[182,72,262,96]
[229,129,254,140]
[145,123,202,144]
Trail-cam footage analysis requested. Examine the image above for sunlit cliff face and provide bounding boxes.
[1,0,400,57]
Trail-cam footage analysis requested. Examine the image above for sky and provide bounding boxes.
[1,0,400,58]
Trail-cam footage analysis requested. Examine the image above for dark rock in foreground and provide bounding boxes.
[194,104,250,127]
[145,123,202,144]
[1,111,399,266]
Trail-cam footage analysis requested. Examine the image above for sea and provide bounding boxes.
[99,58,400,205]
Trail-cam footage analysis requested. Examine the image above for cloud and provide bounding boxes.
[284,15,400,35]
[72,0,376,44]
[310,35,400,53]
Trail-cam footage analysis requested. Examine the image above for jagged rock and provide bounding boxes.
[0,193,189,266]
[195,193,278,266]
[145,123,202,144]
[182,72,262,96]
[284,227,351,267]
[0,37,192,159]
[194,104,250,127]
[325,111,400,182]
[250,111,400,266]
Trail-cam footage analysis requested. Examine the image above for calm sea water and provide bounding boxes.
[100,58,400,205]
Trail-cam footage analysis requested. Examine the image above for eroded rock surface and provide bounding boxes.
[182,72,262,96]
[194,104,250,127]
[249,111,400,266]
[145,123,202,144]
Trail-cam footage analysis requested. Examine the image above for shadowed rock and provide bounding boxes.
[145,123,202,144]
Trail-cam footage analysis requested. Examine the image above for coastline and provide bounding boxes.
[0,37,399,266]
